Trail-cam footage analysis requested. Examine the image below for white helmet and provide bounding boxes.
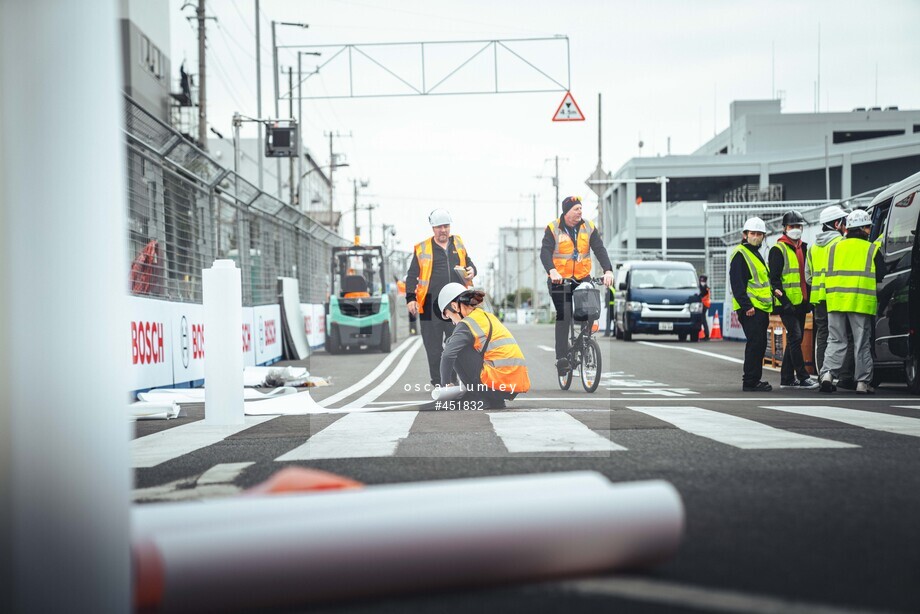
[742,217,767,233]
[819,205,848,225]
[846,209,872,229]
[428,208,452,226]
[438,282,470,317]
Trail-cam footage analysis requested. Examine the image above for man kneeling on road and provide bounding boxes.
[436,282,530,409]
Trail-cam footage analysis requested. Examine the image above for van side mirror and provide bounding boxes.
[618,282,627,291]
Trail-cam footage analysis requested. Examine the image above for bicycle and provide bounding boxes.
[555,277,605,393]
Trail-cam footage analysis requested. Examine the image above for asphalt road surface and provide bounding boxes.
[133,318,920,613]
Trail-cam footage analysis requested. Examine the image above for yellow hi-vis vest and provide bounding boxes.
[730,244,774,313]
[825,238,879,315]
[413,235,470,314]
[460,309,530,393]
[807,235,842,304]
[547,219,595,279]
[770,241,805,305]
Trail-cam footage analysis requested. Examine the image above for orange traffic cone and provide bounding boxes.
[710,311,723,340]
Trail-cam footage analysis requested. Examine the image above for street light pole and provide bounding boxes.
[255,0,262,189]
[271,20,279,198]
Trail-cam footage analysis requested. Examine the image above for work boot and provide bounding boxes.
[819,371,836,393]
[555,358,570,376]
[742,381,772,392]
[856,381,875,394]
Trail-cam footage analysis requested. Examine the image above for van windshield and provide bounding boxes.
[631,268,698,290]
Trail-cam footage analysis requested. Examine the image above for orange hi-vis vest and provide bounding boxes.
[414,235,470,314]
[460,309,530,393]
[548,219,595,279]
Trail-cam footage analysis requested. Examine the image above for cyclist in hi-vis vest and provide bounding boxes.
[405,209,477,386]
[805,205,855,387]
[729,217,774,392]
[819,209,885,394]
[436,283,530,409]
[540,196,614,375]
[768,210,819,390]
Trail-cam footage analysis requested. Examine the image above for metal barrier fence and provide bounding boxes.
[123,95,349,307]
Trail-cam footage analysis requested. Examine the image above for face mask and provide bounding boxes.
[747,235,764,247]
[786,228,803,241]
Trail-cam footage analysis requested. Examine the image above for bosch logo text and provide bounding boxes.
[132,321,165,365]
[242,323,252,353]
[191,324,205,360]
[264,319,277,346]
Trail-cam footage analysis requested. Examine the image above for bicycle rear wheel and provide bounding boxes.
[580,338,601,392]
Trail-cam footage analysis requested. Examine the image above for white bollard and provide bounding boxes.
[203,260,245,425]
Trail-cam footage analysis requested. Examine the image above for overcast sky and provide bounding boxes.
[170,0,920,269]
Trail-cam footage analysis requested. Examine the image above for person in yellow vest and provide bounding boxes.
[729,217,774,392]
[436,283,530,409]
[768,210,819,389]
[819,209,885,394]
[540,196,614,375]
[805,205,855,387]
[406,209,477,385]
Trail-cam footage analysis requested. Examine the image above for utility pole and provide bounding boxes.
[532,195,538,312]
[288,66,295,206]
[272,20,281,198]
[353,178,358,242]
[255,0,262,189]
[297,52,303,208]
[515,218,522,310]
[196,0,208,150]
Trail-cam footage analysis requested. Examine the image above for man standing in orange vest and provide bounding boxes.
[406,209,477,385]
[541,196,614,374]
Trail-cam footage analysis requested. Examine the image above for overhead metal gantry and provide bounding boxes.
[276,36,571,100]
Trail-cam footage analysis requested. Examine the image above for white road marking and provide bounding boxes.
[893,405,920,410]
[537,345,555,352]
[338,339,425,411]
[762,405,920,438]
[561,576,874,614]
[275,411,419,460]
[132,462,253,502]
[637,341,745,364]
[318,336,420,407]
[131,417,274,468]
[488,411,626,453]
[626,406,856,449]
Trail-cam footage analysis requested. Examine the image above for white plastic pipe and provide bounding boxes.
[133,471,615,538]
[203,259,245,425]
[134,477,683,612]
[0,1,130,611]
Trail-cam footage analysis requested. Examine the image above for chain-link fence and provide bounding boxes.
[124,95,349,306]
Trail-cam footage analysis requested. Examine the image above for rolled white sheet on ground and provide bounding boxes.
[431,384,467,402]
[202,260,244,425]
[133,471,615,538]
[134,477,684,612]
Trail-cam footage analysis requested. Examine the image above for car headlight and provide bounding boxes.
[689,302,703,313]
[626,301,642,313]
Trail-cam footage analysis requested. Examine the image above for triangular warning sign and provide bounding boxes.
[552,92,585,122]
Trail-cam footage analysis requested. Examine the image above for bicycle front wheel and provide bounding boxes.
[558,361,573,390]
[580,338,602,393]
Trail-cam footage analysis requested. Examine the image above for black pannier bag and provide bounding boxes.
[572,282,601,322]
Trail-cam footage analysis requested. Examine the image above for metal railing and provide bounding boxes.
[124,95,349,306]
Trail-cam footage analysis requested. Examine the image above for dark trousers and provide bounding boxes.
[779,304,810,384]
[701,309,710,339]
[453,345,512,404]
[605,302,614,335]
[420,315,455,385]
[738,308,769,386]
[813,301,854,381]
[548,279,577,360]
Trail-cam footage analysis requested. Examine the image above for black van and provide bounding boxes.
[868,170,920,394]
[612,261,705,342]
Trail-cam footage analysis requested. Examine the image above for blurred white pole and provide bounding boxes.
[203,260,245,424]
[0,0,130,612]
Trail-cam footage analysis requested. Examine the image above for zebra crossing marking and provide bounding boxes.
[275,411,419,461]
[487,411,626,453]
[761,405,920,438]
[132,416,274,468]
[625,406,857,450]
